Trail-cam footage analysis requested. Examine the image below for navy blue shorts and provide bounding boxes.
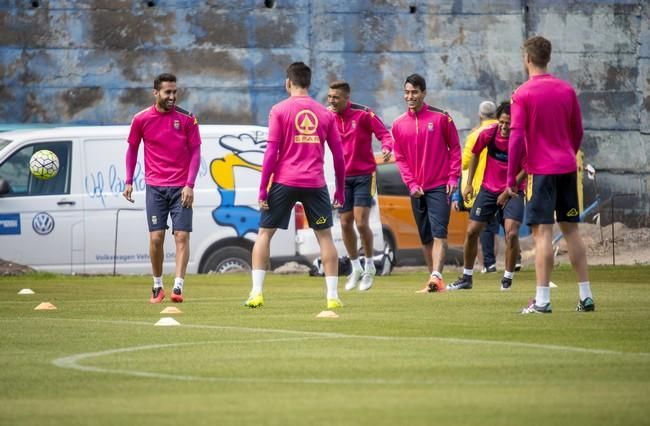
[340,174,374,213]
[470,187,525,224]
[410,185,450,244]
[260,183,333,230]
[145,184,193,233]
[526,172,580,225]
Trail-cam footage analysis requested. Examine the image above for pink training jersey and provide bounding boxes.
[392,103,461,194]
[126,105,202,187]
[508,74,583,187]
[334,102,393,176]
[472,124,525,193]
[259,95,345,200]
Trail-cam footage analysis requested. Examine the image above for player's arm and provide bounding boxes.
[507,94,526,190]
[326,120,345,208]
[123,116,142,203]
[392,126,421,197]
[182,115,202,208]
[445,115,461,195]
[258,109,282,209]
[461,130,477,170]
[570,91,584,153]
[368,111,394,161]
[464,154,479,203]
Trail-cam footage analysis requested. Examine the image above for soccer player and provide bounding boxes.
[447,101,526,292]
[123,73,201,304]
[245,62,345,309]
[392,73,461,293]
[327,80,394,292]
[453,101,501,274]
[507,36,594,314]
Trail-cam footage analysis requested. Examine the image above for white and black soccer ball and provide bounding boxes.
[29,150,59,180]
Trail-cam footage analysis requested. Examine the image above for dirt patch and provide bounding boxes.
[0,259,35,276]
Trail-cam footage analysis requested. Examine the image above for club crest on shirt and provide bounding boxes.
[428,122,434,132]
[173,119,180,130]
[294,109,321,143]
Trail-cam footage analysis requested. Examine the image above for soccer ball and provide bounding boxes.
[29,150,59,180]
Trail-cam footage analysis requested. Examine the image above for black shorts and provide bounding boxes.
[470,187,525,224]
[260,183,333,230]
[145,184,193,233]
[526,172,580,225]
[410,185,450,244]
[340,174,374,213]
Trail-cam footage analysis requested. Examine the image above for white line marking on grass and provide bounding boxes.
[42,317,649,385]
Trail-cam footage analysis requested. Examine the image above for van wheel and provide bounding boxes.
[201,247,252,274]
[381,230,396,276]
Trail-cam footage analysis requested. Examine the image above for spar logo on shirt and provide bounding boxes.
[294,110,320,143]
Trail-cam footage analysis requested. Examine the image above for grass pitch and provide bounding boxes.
[1,266,649,426]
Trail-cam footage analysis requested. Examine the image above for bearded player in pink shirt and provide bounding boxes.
[392,74,462,293]
[123,73,202,304]
[244,62,346,309]
[506,36,594,314]
[327,80,393,292]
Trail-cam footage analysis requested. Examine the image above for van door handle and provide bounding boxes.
[57,200,76,206]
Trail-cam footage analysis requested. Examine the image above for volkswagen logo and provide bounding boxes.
[32,212,55,235]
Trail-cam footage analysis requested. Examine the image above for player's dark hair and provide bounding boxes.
[523,36,552,68]
[329,80,350,94]
[287,62,311,89]
[154,73,177,90]
[404,73,426,92]
[496,101,511,119]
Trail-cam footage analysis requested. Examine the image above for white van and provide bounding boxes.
[0,125,384,274]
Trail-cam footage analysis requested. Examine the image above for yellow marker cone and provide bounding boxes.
[34,302,57,310]
[316,310,339,318]
[160,306,182,314]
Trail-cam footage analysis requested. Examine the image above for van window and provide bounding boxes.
[0,141,71,196]
[376,162,409,196]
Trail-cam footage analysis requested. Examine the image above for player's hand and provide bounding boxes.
[122,184,134,203]
[451,200,460,212]
[411,188,424,199]
[382,149,392,162]
[259,199,269,210]
[447,183,457,196]
[332,192,344,209]
[181,186,194,208]
[462,185,474,203]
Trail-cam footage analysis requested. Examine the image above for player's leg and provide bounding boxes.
[340,177,363,289]
[245,183,293,307]
[555,171,594,312]
[146,185,170,303]
[303,186,341,308]
[480,217,498,273]
[410,195,435,292]
[521,175,555,314]
[169,186,193,302]
[426,186,451,292]
[501,192,524,291]
[352,175,376,290]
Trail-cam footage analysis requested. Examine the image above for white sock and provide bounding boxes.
[579,281,592,300]
[173,277,184,290]
[431,271,443,280]
[504,271,514,279]
[365,257,375,273]
[251,269,266,295]
[463,268,473,276]
[325,276,338,299]
[153,276,163,289]
[535,286,550,306]
[350,257,362,272]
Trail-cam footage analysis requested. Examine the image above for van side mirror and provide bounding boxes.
[0,178,10,196]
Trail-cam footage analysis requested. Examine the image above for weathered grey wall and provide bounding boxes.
[1,0,648,225]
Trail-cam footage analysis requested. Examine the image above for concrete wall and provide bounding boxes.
[1,0,648,225]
